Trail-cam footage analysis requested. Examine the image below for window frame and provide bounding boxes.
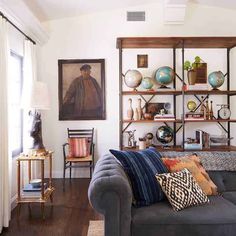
[10,50,24,158]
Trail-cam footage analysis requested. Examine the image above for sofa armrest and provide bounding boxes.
[88,154,132,236]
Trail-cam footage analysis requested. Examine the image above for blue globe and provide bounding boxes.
[155,66,174,88]
[208,71,225,89]
[141,77,153,90]
[156,126,173,144]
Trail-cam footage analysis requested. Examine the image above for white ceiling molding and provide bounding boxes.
[0,0,49,45]
[163,0,188,25]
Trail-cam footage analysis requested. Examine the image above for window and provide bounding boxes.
[9,51,23,157]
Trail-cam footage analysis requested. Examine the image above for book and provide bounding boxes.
[23,183,47,192]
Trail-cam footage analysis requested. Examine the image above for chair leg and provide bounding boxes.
[69,162,72,180]
[63,162,66,191]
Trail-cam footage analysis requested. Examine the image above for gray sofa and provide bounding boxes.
[88,154,236,236]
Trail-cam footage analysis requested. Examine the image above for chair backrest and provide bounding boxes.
[67,128,94,154]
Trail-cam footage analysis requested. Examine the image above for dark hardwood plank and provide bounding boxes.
[1,179,102,236]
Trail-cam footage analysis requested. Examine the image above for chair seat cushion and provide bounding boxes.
[66,155,92,162]
[132,196,236,236]
[68,137,90,157]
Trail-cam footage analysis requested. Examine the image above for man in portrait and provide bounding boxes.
[62,64,102,119]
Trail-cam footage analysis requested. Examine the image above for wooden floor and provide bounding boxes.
[1,179,102,236]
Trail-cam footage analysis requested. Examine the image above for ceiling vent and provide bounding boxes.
[127,11,145,21]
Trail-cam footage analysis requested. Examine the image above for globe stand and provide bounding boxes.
[162,144,172,149]
[158,85,172,89]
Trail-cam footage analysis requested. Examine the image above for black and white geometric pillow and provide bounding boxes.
[156,168,209,211]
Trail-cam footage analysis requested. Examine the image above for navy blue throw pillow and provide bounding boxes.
[109,147,168,207]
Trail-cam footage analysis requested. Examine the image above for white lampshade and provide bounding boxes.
[21,81,50,110]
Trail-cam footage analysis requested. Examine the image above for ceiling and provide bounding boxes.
[22,0,236,22]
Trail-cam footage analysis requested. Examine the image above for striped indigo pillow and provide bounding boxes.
[68,138,90,157]
[110,147,168,207]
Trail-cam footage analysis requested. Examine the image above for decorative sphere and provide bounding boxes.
[141,77,153,90]
[208,71,225,89]
[124,70,142,89]
[155,66,174,88]
[156,126,173,144]
[187,100,197,112]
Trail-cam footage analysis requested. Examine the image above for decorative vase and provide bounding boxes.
[127,98,134,120]
[137,98,142,120]
[133,108,139,121]
[139,140,146,150]
[187,70,197,85]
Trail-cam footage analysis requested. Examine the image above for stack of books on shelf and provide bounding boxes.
[186,84,208,90]
[185,112,204,120]
[21,180,47,198]
[154,114,175,121]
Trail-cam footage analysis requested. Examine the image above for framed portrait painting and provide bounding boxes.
[58,59,106,120]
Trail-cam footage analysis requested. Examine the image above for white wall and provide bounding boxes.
[38,2,236,178]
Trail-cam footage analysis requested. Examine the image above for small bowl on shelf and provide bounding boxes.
[30,179,42,188]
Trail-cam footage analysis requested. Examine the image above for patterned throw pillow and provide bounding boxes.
[110,147,168,207]
[68,138,90,157]
[156,168,209,211]
[162,156,217,195]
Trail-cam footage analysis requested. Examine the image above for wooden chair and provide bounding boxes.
[63,128,95,189]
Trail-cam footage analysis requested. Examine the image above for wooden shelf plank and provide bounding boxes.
[184,119,236,122]
[122,90,182,95]
[123,119,182,123]
[117,37,236,49]
[122,145,236,152]
[184,90,236,95]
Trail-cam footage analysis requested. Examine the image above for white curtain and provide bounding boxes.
[0,16,11,233]
[22,40,38,182]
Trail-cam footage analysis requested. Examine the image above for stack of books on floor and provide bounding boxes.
[185,112,204,120]
[21,180,47,198]
[154,114,175,121]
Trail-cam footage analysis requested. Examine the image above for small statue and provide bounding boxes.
[126,130,137,147]
[210,101,214,120]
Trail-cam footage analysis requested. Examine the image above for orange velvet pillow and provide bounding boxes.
[68,138,90,158]
[162,156,218,196]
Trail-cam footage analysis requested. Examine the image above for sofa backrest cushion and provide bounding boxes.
[110,147,168,207]
[207,171,236,192]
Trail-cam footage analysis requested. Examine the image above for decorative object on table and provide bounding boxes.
[127,98,134,120]
[156,126,174,146]
[155,66,174,89]
[29,179,42,188]
[205,99,210,120]
[141,77,153,90]
[22,81,50,153]
[125,130,137,148]
[139,137,147,150]
[184,130,203,150]
[124,69,142,90]
[133,108,139,121]
[137,98,143,120]
[209,101,214,120]
[145,132,154,147]
[137,54,148,68]
[200,96,205,114]
[187,100,197,112]
[156,168,209,211]
[217,104,231,120]
[184,56,207,85]
[210,135,233,146]
[208,71,225,90]
[58,59,106,120]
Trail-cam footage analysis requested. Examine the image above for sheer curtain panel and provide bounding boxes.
[0,16,11,233]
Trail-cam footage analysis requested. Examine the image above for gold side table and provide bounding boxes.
[16,150,55,219]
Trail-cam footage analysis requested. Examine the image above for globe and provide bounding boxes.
[155,66,174,89]
[187,100,197,112]
[141,77,153,90]
[124,70,142,89]
[156,126,173,144]
[208,71,225,90]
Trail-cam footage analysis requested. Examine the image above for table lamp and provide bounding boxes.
[22,81,50,154]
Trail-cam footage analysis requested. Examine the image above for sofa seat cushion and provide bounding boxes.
[132,196,236,236]
[222,191,236,205]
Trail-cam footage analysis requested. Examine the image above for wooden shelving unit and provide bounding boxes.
[117,37,236,152]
